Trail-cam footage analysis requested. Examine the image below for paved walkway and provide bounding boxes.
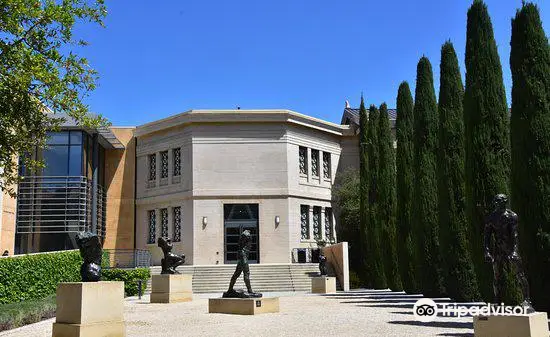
[0,289,475,337]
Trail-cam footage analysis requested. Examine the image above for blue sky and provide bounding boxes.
[75,0,550,126]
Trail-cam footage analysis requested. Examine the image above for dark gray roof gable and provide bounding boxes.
[341,107,397,128]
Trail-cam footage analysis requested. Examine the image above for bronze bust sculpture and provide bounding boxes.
[158,237,185,274]
[484,194,534,311]
[76,232,102,282]
[223,230,262,298]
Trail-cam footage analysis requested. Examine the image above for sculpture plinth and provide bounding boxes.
[473,312,549,337]
[52,281,125,337]
[150,274,192,303]
[208,297,279,315]
[311,276,336,294]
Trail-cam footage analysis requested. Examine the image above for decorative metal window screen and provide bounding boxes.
[323,152,331,179]
[161,208,168,238]
[173,207,181,242]
[324,207,333,241]
[300,205,309,239]
[313,206,321,239]
[173,148,181,177]
[148,210,156,244]
[148,154,156,181]
[311,149,319,177]
[299,147,307,175]
[160,151,168,179]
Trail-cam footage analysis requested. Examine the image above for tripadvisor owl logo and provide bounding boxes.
[413,298,438,322]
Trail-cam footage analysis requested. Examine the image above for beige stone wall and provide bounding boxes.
[323,242,349,291]
[0,187,17,255]
[103,127,136,251]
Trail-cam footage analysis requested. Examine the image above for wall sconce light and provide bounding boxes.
[275,215,280,227]
[202,216,208,229]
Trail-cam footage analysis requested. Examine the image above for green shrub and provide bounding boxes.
[0,250,82,304]
[0,294,56,331]
[102,268,150,296]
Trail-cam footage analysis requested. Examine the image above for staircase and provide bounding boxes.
[147,263,320,293]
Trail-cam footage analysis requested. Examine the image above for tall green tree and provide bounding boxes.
[464,0,515,302]
[378,103,402,291]
[412,56,445,297]
[0,0,108,195]
[510,2,550,311]
[438,41,480,302]
[358,96,371,286]
[396,82,419,293]
[367,105,387,288]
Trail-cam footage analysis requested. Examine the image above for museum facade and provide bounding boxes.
[0,107,389,265]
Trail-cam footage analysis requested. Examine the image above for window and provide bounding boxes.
[148,154,156,181]
[300,205,310,240]
[313,206,321,240]
[323,152,331,179]
[148,210,156,244]
[41,131,84,176]
[173,148,181,177]
[311,149,319,177]
[299,147,307,175]
[161,208,168,238]
[173,207,181,242]
[160,151,168,179]
[324,207,333,241]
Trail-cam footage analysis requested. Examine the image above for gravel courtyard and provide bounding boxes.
[0,289,475,337]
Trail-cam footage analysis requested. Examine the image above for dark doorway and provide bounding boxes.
[223,204,259,264]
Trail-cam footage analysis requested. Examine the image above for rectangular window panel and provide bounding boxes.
[173,148,181,177]
[311,149,319,177]
[148,210,156,244]
[173,206,181,242]
[148,154,156,181]
[325,207,333,241]
[160,151,168,179]
[323,152,331,179]
[46,132,69,145]
[69,131,83,145]
[299,147,307,175]
[68,145,83,176]
[313,206,321,240]
[300,205,310,240]
[161,208,168,238]
[43,146,69,176]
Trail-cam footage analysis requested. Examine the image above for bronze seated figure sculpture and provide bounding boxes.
[76,232,103,282]
[484,193,534,312]
[158,237,185,274]
[223,230,262,298]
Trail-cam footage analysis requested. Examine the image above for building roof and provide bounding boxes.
[52,113,125,149]
[341,107,397,128]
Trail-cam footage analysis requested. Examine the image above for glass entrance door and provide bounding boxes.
[224,204,259,264]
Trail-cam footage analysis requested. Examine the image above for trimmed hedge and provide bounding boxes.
[102,268,150,296]
[0,251,82,304]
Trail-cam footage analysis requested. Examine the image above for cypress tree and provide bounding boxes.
[367,105,387,288]
[464,0,515,302]
[438,41,480,302]
[358,95,371,286]
[378,103,402,291]
[396,82,419,293]
[510,2,550,311]
[412,56,445,297]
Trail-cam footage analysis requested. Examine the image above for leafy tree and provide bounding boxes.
[437,41,480,302]
[412,56,445,297]
[0,0,108,195]
[366,105,387,288]
[510,2,550,311]
[358,96,371,285]
[464,0,515,302]
[395,82,419,293]
[378,103,402,291]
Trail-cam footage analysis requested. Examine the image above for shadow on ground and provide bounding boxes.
[389,320,473,329]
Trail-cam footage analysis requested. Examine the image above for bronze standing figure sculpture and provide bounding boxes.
[484,194,534,312]
[318,252,327,276]
[158,237,185,274]
[223,230,262,298]
[76,232,103,282]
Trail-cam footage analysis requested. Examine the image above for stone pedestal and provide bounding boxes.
[208,297,279,315]
[150,274,192,303]
[311,276,337,294]
[52,281,125,337]
[473,312,549,337]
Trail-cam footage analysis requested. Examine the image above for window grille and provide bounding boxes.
[173,207,181,242]
[299,147,307,175]
[148,210,156,244]
[161,208,168,238]
[173,148,181,177]
[323,152,331,179]
[160,151,168,179]
[311,149,319,177]
[313,206,321,239]
[148,154,156,181]
[300,205,310,240]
